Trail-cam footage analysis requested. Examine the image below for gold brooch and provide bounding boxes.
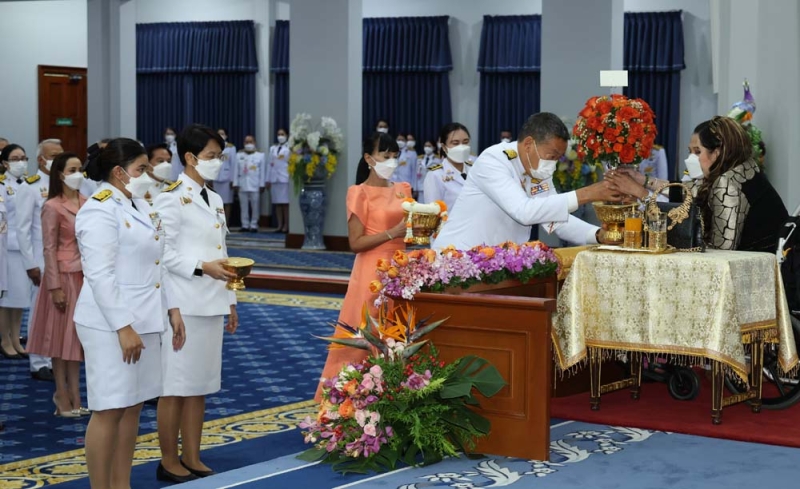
[124,220,131,228]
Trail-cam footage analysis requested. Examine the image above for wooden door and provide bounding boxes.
[38,65,87,155]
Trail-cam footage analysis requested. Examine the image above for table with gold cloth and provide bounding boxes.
[553,248,799,423]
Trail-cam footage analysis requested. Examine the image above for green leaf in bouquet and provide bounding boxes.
[461,408,492,435]
[421,449,443,466]
[403,443,421,466]
[401,340,430,359]
[361,322,389,354]
[297,446,327,462]
[469,363,507,398]
[312,335,371,351]
[454,356,486,378]
[409,318,448,342]
[392,399,410,412]
[439,377,473,399]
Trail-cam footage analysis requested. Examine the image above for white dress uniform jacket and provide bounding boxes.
[153,174,236,316]
[233,151,267,192]
[16,170,49,272]
[432,142,599,250]
[74,183,174,334]
[638,146,669,181]
[0,180,7,297]
[80,174,100,198]
[266,144,290,184]
[214,143,238,204]
[169,141,183,183]
[422,158,472,212]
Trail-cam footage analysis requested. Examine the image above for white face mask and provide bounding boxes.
[376,127,389,134]
[396,140,406,150]
[165,134,176,144]
[122,169,153,199]
[152,162,172,181]
[371,156,398,180]
[194,156,223,181]
[501,138,512,144]
[63,172,85,190]
[244,143,256,152]
[445,144,471,164]
[7,161,27,178]
[684,153,704,179]
[406,140,416,149]
[277,135,287,144]
[423,146,434,155]
[44,159,53,171]
[436,141,442,149]
[528,141,557,180]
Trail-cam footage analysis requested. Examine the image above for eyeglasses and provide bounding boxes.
[7,157,28,163]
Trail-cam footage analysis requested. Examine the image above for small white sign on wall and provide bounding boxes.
[600,70,628,88]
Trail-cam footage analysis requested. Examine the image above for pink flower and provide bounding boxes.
[363,424,377,437]
[361,373,375,391]
[369,365,383,378]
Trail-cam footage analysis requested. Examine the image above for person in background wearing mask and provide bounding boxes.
[390,133,416,188]
[500,130,513,144]
[0,137,8,158]
[215,128,237,222]
[233,135,266,233]
[423,123,474,212]
[165,127,183,182]
[27,152,87,418]
[144,143,175,205]
[400,133,418,183]
[375,119,390,134]
[154,124,238,482]
[432,113,622,250]
[0,147,6,432]
[315,132,409,402]
[0,144,33,360]
[266,129,290,233]
[17,138,63,381]
[414,140,441,202]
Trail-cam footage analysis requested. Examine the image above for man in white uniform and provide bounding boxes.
[638,144,669,181]
[0,175,6,430]
[233,135,266,232]
[17,138,63,380]
[432,113,621,250]
[215,128,237,222]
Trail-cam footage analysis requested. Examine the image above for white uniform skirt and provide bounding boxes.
[161,315,223,397]
[215,181,234,205]
[76,325,162,411]
[271,182,289,204]
[0,251,32,308]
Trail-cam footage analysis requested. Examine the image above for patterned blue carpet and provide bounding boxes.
[0,290,341,468]
[225,247,356,273]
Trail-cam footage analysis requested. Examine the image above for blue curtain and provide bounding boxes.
[136,21,258,145]
[271,20,290,134]
[623,11,685,179]
[477,15,542,152]
[362,17,453,142]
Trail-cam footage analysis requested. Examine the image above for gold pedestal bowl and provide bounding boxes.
[223,257,255,290]
[592,202,637,245]
[403,212,442,245]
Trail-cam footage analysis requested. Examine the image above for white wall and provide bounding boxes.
[0,0,87,165]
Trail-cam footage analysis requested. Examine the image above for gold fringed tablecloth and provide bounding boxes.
[553,249,799,382]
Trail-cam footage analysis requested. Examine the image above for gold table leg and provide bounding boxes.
[589,347,602,411]
[711,361,724,425]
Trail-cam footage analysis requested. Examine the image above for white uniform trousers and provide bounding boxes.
[239,190,260,230]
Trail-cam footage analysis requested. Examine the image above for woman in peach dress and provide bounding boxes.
[27,152,87,417]
[315,133,410,401]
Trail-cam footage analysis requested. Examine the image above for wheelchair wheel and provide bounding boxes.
[668,367,700,401]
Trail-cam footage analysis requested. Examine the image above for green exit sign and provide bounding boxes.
[56,118,73,126]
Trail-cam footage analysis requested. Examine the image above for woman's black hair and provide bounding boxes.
[146,143,173,161]
[355,132,400,185]
[177,124,224,166]
[48,152,80,200]
[0,144,25,165]
[165,127,176,134]
[438,122,470,148]
[85,138,147,182]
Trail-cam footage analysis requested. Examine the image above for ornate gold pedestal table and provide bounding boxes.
[553,248,798,424]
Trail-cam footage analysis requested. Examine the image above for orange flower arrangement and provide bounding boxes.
[573,94,657,167]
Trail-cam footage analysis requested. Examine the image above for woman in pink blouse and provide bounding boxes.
[27,152,88,417]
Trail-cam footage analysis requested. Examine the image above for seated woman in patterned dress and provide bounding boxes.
[607,116,788,252]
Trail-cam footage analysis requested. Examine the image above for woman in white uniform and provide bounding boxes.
[0,144,33,359]
[266,128,290,233]
[154,124,239,481]
[144,143,174,205]
[215,128,237,223]
[74,138,186,489]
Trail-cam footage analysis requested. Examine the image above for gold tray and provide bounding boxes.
[594,245,677,254]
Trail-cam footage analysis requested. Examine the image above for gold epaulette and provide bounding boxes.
[164,180,182,192]
[83,172,88,178]
[428,164,443,171]
[417,154,425,159]
[653,144,663,150]
[92,189,112,202]
[503,149,518,160]
[465,159,474,167]
[0,174,5,183]
[25,175,41,184]
[226,142,235,148]
[683,170,689,175]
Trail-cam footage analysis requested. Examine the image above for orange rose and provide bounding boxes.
[376,258,391,272]
[480,247,496,258]
[620,145,636,164]
[387,267,399,278]
[343,379,359,396]
[394,250,409,266]
[369,280,384,293]
[423,249,437,263]
[338,398,355,418]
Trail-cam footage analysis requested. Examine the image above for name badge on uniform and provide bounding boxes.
[149,212,163,232]
[6,187,13,196]
[278,154,285,159]
[644,166,654,174]
[530,182,549,196]
[443,174,453,182]
[249,165,257,171]
[40,187,48,198]
[180,195,192,205]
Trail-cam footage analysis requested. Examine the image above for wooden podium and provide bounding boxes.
[396,277,556,461]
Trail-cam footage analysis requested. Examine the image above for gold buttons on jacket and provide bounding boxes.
[154,235,160,241]
[216,245,222,250]
[155,259,160,265]
[155,283,161,289]
[215,223,220,229]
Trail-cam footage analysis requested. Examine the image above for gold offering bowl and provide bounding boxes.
[403,211,442,245]
[223,257,255,290]
[592,202,637,245]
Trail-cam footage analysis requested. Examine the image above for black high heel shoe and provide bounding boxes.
[156,463,198,483]
[181,460,217,478]
[0,348,21,360]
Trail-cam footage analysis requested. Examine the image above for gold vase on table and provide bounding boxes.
[592,202,637,245]
[403,212,442,245]
[223,257,255,290]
